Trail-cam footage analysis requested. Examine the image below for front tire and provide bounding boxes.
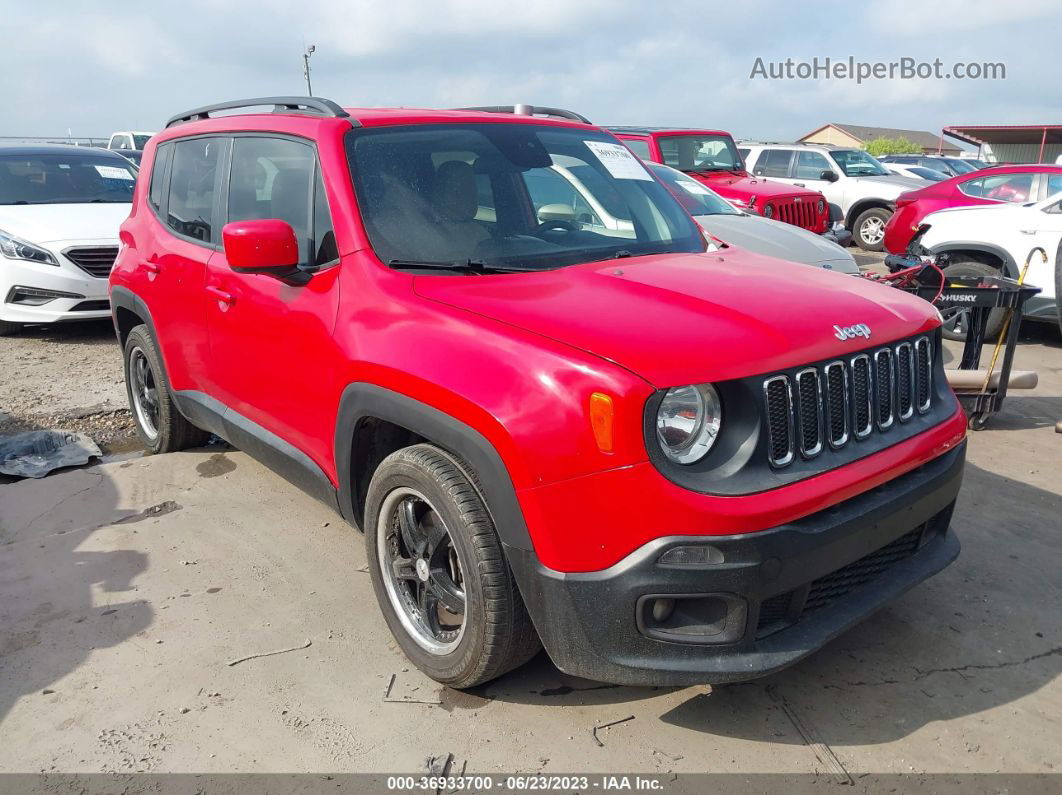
[364,444,540,688]
[853,207,892,251]
[123,325,210,453]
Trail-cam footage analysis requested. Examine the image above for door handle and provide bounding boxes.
[142,261,160,274]
[205,285,235,306]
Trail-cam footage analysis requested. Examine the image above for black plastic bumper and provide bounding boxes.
[507,443,965,686]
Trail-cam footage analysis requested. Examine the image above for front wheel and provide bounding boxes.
[364,444,540,688]
[853,207,892,251]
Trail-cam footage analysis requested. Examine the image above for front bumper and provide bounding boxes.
[507,442,964,686]
[0,241,114,325]
[823,223,853,248]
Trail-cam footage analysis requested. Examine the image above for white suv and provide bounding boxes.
[740,143,925,251]
[0,145,136,335]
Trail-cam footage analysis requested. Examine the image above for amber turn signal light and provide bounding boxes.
[589,392,615,453]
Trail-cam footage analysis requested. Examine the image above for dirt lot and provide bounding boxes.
[1,258,1060,778]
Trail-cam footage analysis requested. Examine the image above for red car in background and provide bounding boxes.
[609,127,835,238]
[884,165,1062,254]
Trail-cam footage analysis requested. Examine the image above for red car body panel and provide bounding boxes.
[112,108,957,577]
[883,165,1062,254]
[613,130,830,234]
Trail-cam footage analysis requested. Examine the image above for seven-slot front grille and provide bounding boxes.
[65,246,119,278]
[763,335,933,468]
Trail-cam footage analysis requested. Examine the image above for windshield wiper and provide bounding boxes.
[388,258,532,274]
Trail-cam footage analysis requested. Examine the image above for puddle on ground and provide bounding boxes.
[197,453,236,478]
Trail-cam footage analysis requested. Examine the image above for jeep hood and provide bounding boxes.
[0,203,130,244]
[414,251,937,387]
[688,171,816,201]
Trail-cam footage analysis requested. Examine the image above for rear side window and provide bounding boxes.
[623,139,651,159]
[227,136,333,267]
[148,144,172,212]
[756,149,793,177]
[959,173,1033,202]
[167,138,223,243]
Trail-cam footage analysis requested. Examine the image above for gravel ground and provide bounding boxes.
[0,319,136,450]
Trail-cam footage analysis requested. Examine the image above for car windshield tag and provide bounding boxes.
[95,165,134,180]
[584,141,653,181]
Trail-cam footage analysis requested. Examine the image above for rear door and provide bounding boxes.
[137,136,225,392]
[202,133,342,471]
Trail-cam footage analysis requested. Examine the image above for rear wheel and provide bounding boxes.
[364,444,540,688]
[123,325,210,453]
[939,259,1005,342]
[853,207,892,251]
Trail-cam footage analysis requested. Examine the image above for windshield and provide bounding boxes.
[908,167,948,181]
[0,153,136,204]
[942,158,976,174]
[657,134,744,173]
[829,150,890,177]
[346,124,704,270]
[646,162,741,216]
[132,135,152,149]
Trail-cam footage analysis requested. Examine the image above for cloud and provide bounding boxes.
[0,0,1058,142]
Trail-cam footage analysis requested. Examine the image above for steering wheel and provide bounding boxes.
[534,219,580,234]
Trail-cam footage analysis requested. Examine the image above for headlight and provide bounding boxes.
[655,384,722,464]
[763,204,774,218]
[0,229,58,266]
[817,199,825,214]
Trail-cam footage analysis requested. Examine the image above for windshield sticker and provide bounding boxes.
[95,165,134,180]
[584,141,653,181]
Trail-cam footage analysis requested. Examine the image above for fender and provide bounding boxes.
[109,285,159,346]
[335,383,532,550]
[844,199,894,229]
[928,241,1018,278]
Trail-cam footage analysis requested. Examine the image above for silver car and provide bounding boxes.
[646,162,859,274]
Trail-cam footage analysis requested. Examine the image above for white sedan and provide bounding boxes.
[913,192,1062,337]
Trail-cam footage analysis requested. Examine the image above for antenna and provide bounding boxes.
[303,45,316,96]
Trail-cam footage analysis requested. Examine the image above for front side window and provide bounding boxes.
[657,134,743,172]
[346,124,703,271]
[1045,173,1062,197]
[622,139,652,160]
[166,137,223,243]
[0,153,136,205]
[228,136,315,261]
[959,173,1033,202]
[794,151,832,180]
[829,150,890,177]
[110,135,129,150]
[132,135,152,149]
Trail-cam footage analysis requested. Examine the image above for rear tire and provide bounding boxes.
[0,320,22,336]
[123,325,210,453]
[853,207,892,251]
[364,443,540,688]
[939,259,1005,342]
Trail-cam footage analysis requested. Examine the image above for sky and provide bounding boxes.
[2,0,1058,144]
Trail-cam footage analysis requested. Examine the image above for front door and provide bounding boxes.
[203,134,342,472]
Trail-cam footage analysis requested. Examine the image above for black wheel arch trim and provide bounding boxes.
[335,383,532,550]
[844,200,895,229]
[928,242,1018,278]
[110,286,160,346]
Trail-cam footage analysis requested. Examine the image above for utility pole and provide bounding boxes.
[303,45,316,96]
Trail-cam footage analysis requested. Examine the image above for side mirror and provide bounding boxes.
[537,203,577,223]
[222,219,299,278]
[820,170,839,182]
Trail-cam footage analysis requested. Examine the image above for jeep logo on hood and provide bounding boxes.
[834,323,871,341]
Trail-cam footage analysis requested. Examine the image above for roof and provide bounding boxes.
[606,126,731,137]
[0,143,129,158]
[802,123,954,151]
[944,124,1062,147]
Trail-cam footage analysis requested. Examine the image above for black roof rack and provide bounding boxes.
[165,96,355,129]
[454,105,591,124]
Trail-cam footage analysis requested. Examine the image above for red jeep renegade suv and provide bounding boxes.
[110,97,967,688]
[608,127,834,237]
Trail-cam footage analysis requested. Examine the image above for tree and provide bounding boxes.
[865,136,925,156]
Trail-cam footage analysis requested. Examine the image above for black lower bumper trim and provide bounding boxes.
[508,443,965,686]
